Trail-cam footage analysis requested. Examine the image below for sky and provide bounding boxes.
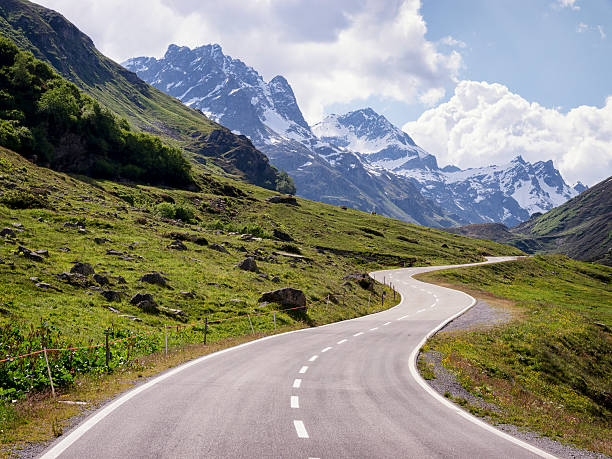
[35,0,612,186]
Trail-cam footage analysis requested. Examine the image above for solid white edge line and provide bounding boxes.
[294,420,309,438]
[309,355,318,362]
[321,347,332,353]
[299,366,309,374]
[403,280,557,458]
[293,379,302,389]
[291,395,300,408]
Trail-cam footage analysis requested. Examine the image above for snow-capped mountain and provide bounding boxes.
[124,44,579,227]
[314,109,578,225]
[123,44,458,227]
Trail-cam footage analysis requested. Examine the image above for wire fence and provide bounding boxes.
[0,279,399,397]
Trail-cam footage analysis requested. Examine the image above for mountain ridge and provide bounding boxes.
[124,43,579,227]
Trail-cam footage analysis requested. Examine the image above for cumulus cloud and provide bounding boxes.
[403,81,612,186]
[555,0,580,11]
[36,0,461,123]
[577,22,588,33]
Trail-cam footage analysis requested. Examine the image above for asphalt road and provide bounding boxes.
[41,256,556,458]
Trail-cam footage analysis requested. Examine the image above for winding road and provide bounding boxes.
[41,256,556,458]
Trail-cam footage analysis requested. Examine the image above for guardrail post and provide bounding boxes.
[381,291,384,308]
[204,317,208,345]
[326,294,330,311]
[273,311,276,330]
[367,293,371,312]
[104,329,110,373]
[43,348,55,398]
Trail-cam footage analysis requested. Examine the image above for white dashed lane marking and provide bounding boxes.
[321,347,332,353]
[293,379,302,388]
[294,420,309,438]
[353,332,364,337]
[309,355,318,362]
[291,396,300,408]
[299,366,309,374]
[370,327,379,331]
[337,339,348,344]
[383,321,392,326]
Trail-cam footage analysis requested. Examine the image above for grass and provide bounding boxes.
[417,255,612,455]
[0,146,522,452]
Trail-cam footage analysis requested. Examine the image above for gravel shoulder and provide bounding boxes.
[420,300,609,459]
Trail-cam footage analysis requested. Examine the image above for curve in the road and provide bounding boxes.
[41,256,557,459]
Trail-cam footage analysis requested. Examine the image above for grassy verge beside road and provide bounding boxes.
[417,255,612,455]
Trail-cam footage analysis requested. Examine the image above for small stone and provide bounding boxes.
[36,282,54,290]
[0,228,16,238]
[34,249,49,257]
[258,273,269,280]
[180,291,195,298]
[266,195,299,206]
[273,228,294,242]
[60,247,71,252]
[101,290,123,302]
[167,240,187,251]
[237,257,258,272]
[94,237,109,244]
[237,246,248,253]
[78,228,89,234]
[271,276,280,283]
[70,262,95,276]
[114,275,127,284]
[17,246,44,262]
[106,248,123,256]
[93,273,110,286]
[11,223,23,228]
[29,276,39,282]
[209,243,229,254]
[139,272,168,286]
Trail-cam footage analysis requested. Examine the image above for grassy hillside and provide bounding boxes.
[0,0,281,189]
[418,256,612,455]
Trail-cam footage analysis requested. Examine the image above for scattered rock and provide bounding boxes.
[209,243,229,254]
[114,275,127,284]
[101,290,123,302]
[119,314,142,322]
[105,306,121,314]
[237,257,258,272]
[78,228,90,234]
[180,291,195,298]
[11,223,23,228]
[273,228,294,242]
[160,306,187,322]
[0,228,16,238]
[237,246,248,253]
[94,237,109,244]
[70,262,95,276]
[36,282,54,290]
[56,272,92,287]
[441,243,449,249]
[258,273,269,280]
[167,240,187,251]
[258,288,306,310]
[35,249,49,257]
[271,276,280,283]
[60,247,71,252]
[139,272,169,287]
[93,273,110,286]
[342,273,374,291]
[266,195,299,206]
[17,246,44,262]
[106,248,123,256]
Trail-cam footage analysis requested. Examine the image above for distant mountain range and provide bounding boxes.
[124,44,581,227]
[446,176,611,265]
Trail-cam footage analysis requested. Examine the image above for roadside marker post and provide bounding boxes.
[164,325,168,357]
[104,330,110,373]
[273,311,276,330]
[43,348,55,398]
[248,314,255,334]
[204,317,208,345]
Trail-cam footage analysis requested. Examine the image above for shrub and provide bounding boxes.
[276,170,296,195]
[154,202,175,219]
[0,190,48,209]
[174,204,195,223]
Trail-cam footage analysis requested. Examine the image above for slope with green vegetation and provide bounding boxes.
[0,37,193,188]
[0,0,282,189]
[0,145,522,448]
[418,256,612,455]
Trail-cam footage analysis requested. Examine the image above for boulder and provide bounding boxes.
[237,257,258,272]
[114,275,127,284]
[101,290,123,302]
[209,243,229,254]
[266,195,299,206]
[70,262,95,276]
[342,273,374,291]
[258,288,306,310]
[106,248,123,256]
[139,272,169,286]
[35,249,49,257]
[0,228,16,238]
[93,273,110,286]
[130,293,158,312]
[167,240,187,250]
[17,246,44,262]
[56,272,92,288]
[94,237,109,244]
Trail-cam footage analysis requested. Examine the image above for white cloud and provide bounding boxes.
[403,81,612,186]
[439,36,467,48]
[577,22,588,33]
[598,25,607,39]
[36,0,461,124]
[556,0,580,10]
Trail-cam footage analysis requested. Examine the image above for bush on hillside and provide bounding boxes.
[0,36,193,188]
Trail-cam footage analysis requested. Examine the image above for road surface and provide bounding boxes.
[41,256,555,458]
